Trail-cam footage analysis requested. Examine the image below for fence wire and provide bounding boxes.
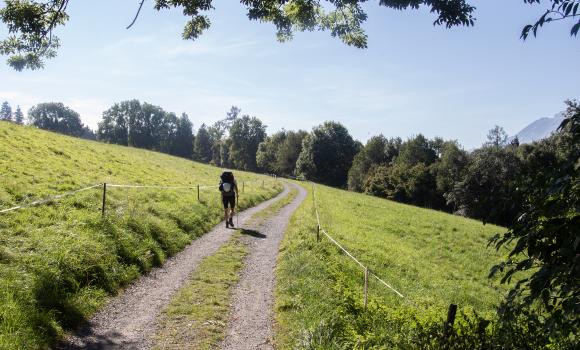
[0,178,268,215]
[311,182,409,301]
[0,184,103,214]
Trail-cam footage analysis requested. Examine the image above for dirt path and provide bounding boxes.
[56,185,291,350]
[221,182,307,350]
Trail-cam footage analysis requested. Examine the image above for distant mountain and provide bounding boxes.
[512,112,565,144]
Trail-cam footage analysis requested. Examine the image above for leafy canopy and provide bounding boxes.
[1,1,577,70]
[28,102,84,136]
[489,100,580,339]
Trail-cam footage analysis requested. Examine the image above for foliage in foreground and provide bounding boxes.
[0,122,280,349]
[490,100,580,342]
[1,1,577,70]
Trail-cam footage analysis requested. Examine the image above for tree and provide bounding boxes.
[489,100,579,343]
[229,115,267,171]
[97,101,131,145]
[485,125,509,148]
[256,130,287,173]
[193,123,212,163]
[80,125,96,140]
[257,129,307,176]
[0,101,12,121]
[172,113,194,159]
[13,105,24,124]
[276,130,307,176]
[28,102,84,136]
[219,138,233,168]
[434,140,468,209]
[397,134,438,166]
[2,1,574,71]
[449,146,522,225]
[364,162,439,208]
[296,121,359,187]
[348,135,395,192]
[97,99,186,155]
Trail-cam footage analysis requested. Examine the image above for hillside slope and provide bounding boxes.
[0,121,281,349]
[276,182,510,348]
[513,111,565,144]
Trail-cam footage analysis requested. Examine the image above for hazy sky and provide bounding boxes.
[0,0,578,149]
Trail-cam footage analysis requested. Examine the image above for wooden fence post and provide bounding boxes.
[364,267,369,309]
[262,179,264,188]
[197,185,200,202]
[242,181,245,193]
[443,304,457,339]
[316,224,320,242]
[101,183,107,216]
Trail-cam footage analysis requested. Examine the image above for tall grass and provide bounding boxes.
[0,122,281,349]
[275,182,510,349]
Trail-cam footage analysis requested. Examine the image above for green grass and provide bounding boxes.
[275,181,510,349]
[0,122,282,349]
[152,232,248,350]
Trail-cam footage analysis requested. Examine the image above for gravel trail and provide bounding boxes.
[221,182,307,350]
[56,185,291,350]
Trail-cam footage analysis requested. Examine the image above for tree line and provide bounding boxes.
[1,101,24,125]
[1,100,95,140]
[5,98,572,230]
[97,100,193,159]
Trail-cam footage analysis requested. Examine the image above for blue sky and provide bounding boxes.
[0,0,578,149]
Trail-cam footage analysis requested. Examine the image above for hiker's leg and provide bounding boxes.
[225,197,235,227]
[222,197,230,225]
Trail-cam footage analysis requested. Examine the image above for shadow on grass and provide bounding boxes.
[239,228,266,239]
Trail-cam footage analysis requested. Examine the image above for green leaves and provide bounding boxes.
[0,0,69,70]
[522,1,580,39]
[182,15,211,40]
[490,100,580,339]
[572,18,580,35]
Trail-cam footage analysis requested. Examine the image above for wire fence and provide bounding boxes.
[0,183,103,214]
[0,178,273,216]
[310,182,411,306]
[310,181,460,334]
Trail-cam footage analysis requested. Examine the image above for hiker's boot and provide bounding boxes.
[229,217,234,227]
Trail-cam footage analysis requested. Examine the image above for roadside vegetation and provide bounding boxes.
[0,122,281,349]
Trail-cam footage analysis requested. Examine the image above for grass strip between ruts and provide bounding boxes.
[152,232,248,350]
[248,185,299,225]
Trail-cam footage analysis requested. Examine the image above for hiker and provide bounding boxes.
[219,170,239,228]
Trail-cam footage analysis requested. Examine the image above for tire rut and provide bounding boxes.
[221,182,307,350]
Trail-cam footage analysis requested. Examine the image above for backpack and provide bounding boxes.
[220,171,235,196]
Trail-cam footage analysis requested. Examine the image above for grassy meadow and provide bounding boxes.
[0,121,281,349]
[275,181,511,349]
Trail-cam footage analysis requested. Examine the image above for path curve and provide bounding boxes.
[221,182,307,350]
[57,184,291,350]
